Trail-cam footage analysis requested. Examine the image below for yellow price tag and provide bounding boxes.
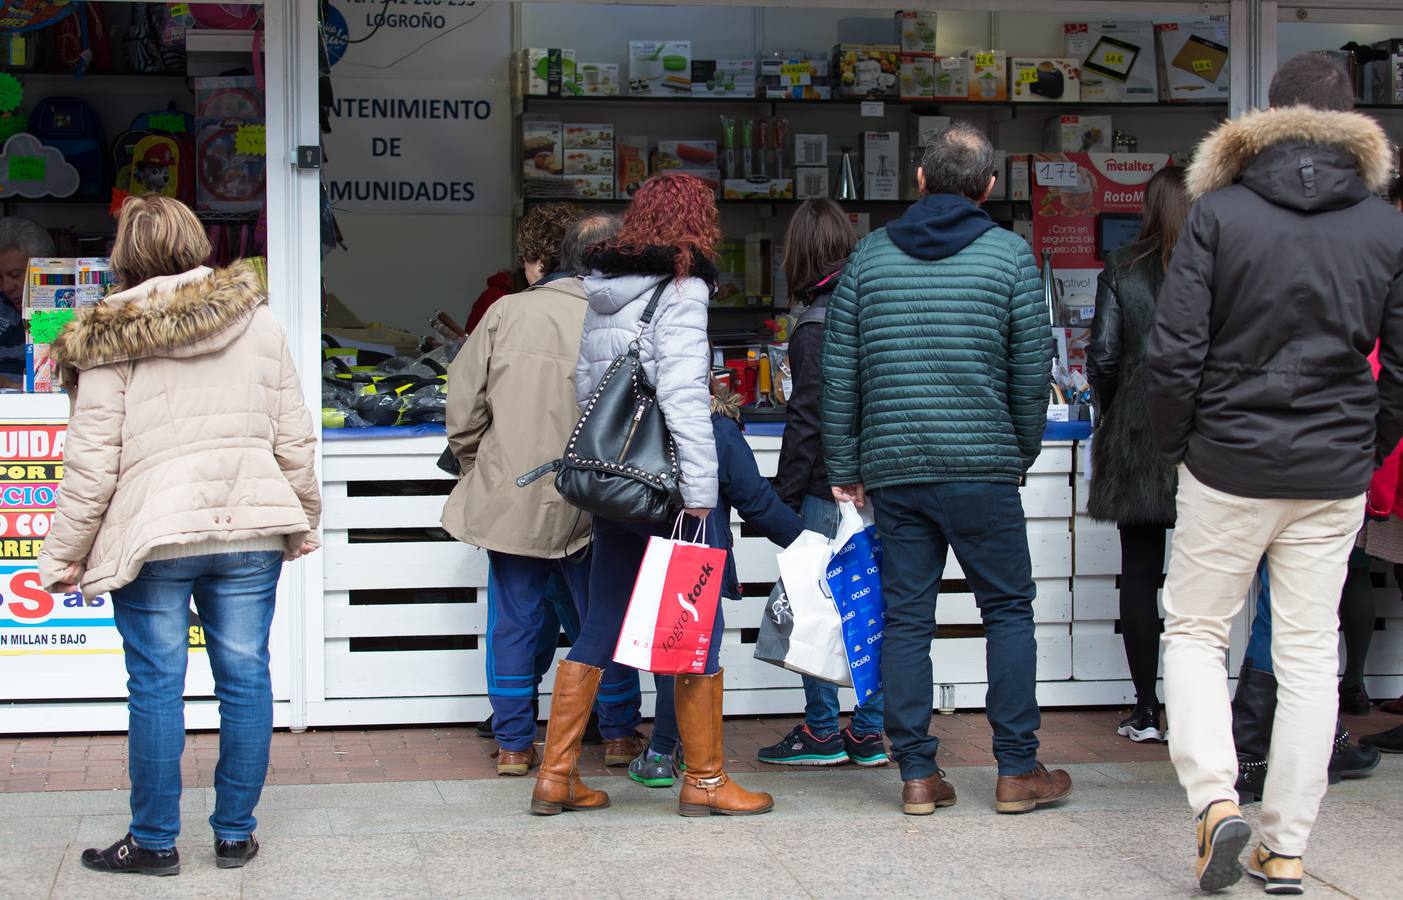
[1191,58,1214,73]
[1104,52,1125,66]
[171,3,191,17]
[779,63,810,76]
[234,124,266,156]
[1018,68,1039,84]
[9,34,25,68]
[974,53,996,67]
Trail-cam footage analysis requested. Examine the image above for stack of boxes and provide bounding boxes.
[896,10,938,101]
[564,124,615,200]
[20,258,115,393]
[760,56,832,100]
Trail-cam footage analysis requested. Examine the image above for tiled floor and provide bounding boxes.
[2,708,1393,793]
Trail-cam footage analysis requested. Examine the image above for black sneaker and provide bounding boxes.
[474,714,495,739]
[215,835,259,869]
[841,726,889,767]
[758,724,849,766]
[80,833,180,876]
[1330,730,1381,779]
[1117,704,1167,743]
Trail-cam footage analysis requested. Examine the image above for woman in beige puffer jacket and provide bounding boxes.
[36,196,319,876]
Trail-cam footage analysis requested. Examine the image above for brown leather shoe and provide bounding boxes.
[995,763,1072,814]
[530,660,611,815]
[902,770,957,815]
[604,731,649,767]
[493,745,538,777]
[676,669,775,817]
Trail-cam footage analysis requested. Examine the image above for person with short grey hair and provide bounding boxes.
[0,217,56,383]
[561,213,620,277]
[820,119,1062,817]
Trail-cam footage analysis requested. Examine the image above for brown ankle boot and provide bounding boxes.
[529,660,611,815]
[676,669,774,817]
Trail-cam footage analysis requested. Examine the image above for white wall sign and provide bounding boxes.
[325,1,508,80]
[326,78,508,215]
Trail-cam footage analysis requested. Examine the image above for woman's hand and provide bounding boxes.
[289,541,318,560]
[684,507,712,520]
[54,560,84,593]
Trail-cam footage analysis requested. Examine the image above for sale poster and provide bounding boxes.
[1032,152,1172,308]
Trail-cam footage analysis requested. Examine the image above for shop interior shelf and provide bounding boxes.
[521,196,1028,208]
[520,95,1229,113]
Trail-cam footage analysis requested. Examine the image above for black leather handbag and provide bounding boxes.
[518,279,683,524]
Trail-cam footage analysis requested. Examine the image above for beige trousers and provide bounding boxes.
[1161,466,1363,856]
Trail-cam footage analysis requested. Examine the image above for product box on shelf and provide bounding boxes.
[863,131,900,201]
[25,343,59,393]
[1045,115,1113,152]
[761,57,832,100]
[911,115,951,150]
[1064,22,1159,103]
[848,212,872,237]
[835,44,901,99]
[796,167,829,199]
[1155,18,1230,101]
[1011,58,1081,102]
[629,41,692,96]
[932,56,968,97]
[195,117,266,213]
[794,133,828,167]
[1008,154,1031,201]
[522,48,579,97]
[745,233,773,301]
[1364,40,1403,105]
[989,150,1008,200]
[577,62,620,96]
[564,123,614,149]
[75,258,114,306]
[616,135,648,198]
[522,117,563,179]
[966,50,1008,101]
[564,149,614,176]
[900,55,937,100]
[1010,218,1033,244]
[713,241,746,307]
[692,59,757,97]
[724,178,793,200]
[897,11,937,54]
[21,258,76,310]
[656,140,718,171]
[569,175,615,200]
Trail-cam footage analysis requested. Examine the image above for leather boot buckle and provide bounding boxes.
[692,775,727,789]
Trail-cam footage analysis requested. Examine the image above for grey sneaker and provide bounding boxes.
[628,748,680,788]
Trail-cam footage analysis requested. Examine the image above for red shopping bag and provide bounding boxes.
[613,519,725,675]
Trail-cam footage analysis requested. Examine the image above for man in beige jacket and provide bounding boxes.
[443,211,641,774]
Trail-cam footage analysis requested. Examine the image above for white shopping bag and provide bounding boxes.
[613,517,726,675]
[765,530,852,686]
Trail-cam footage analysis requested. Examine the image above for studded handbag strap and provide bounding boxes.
[631,277,674,347]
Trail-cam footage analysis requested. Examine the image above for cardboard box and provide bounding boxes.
[691,59,757,97]
[629,41,692,96]
[577,62,619,96]
[848,213,872,237]
[1364,39,1403,105]
[1011,58,1081,102]
[745,233,773,300]
[989,150,1008,200]
[723,178,794,200]
[20,258,76,310]
[897,11,937,54]
[863,131,900,201]
[794,133,828,167]
[900,55,937,100]
[796,167,829,199]
[1008,154,1031,201]
[75,258,114,307]
[616,135,648,198]
[1010,217,1033,244]
[563,149,614,176]
[835,44,901,99]
[967,50,1007,101]
[1045,114,1113,152]
[657,140,719,171]
[1064,22,1159,103]
[564,123,614,150]
[764,84,833,101]
[523,49,578,97]
[713,241,747,307]
[932,56,968,97]
[25,343,59,393]
[912,115,952,149]
[1155,18,1230,101]
[569,175,615,200]
[521,117,563,178]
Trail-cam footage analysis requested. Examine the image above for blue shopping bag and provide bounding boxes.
[825,502,884,704]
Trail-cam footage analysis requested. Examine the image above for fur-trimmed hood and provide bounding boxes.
[1187,105,1392,202]
[53,262,266,374]
[582,245,720,286]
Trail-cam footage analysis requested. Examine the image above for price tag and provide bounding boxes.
[974,52,996,67]
[171,3,191,17]
[1191,58,1214,73]
[1018,68,1039,84]
[148,113,187,133]
[940,57,963,70]
[0,72,21,113]
[8,34,25,69]
[1104,51,1125,66]
[860,101,885,117]
[1034,160,1079,188]
[234,124,266,156]
[779,63,810,76]
[27,309,75,345]
[7,155,45,182]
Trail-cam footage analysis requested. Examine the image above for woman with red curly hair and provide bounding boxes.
[530,174,774,819]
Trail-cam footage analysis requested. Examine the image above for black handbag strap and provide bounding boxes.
[631,278,674,351]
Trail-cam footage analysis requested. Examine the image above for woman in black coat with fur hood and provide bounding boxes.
[1087,165,1188,745]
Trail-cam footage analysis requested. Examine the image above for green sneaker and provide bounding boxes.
[628,749,679,788]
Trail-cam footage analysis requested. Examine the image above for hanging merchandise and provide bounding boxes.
[113,109,196,204]
[125,2,163,73]
[188,2,260,30]
[55,1,112,76]
[0,0,77,33]
[196,117,266,213]
[196,75,263,119]
[26,95,108,199]
[155,2,191,72]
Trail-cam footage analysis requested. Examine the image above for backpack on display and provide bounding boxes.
[156,3,192,72]
[113,110,196,204]
[125,3,166,74]
[55,1,112,75]
[189,3,260,29]
[28,96,109,199]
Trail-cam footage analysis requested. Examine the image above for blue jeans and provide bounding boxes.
[111,550,282,849]
[1245,557,1274,673]
[871,483,1041,779]
[798,495,885,736]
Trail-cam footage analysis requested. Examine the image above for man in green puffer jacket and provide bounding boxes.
[820,122,1065,817]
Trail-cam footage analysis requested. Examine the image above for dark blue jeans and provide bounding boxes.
[111,550,282,848]
[871,482,1041,779]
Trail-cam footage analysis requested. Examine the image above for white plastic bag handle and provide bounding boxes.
[669,512,708,546]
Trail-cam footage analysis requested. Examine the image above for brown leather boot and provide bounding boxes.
[529,660,610,815]
[902,770,957,815]
[676,669,774,817]
[603,731,649,767]
[995,763,1072,814]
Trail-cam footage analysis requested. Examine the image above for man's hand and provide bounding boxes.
[832,484,866,508]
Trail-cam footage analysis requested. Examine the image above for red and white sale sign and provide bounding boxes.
[614,537,725,675]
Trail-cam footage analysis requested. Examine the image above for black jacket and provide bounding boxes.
[1148,106,1403,499]
[774,271,841,509]
[711,410,803,599]
[1087,245,1177,526]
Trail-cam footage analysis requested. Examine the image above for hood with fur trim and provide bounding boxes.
[1187,106,1392,207]
[53,262,266,375]
[582,245,720,286]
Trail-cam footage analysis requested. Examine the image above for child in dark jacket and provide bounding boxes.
[627,389,803,787]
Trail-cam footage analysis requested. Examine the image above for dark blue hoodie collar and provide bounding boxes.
[886,194,996,261]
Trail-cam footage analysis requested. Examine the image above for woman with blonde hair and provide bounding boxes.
[37,195,319,876]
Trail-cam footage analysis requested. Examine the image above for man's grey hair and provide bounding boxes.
[919,122,995,200]
[561,212,620,276]
[0,217,55,258]
[1269,53,1355,111]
